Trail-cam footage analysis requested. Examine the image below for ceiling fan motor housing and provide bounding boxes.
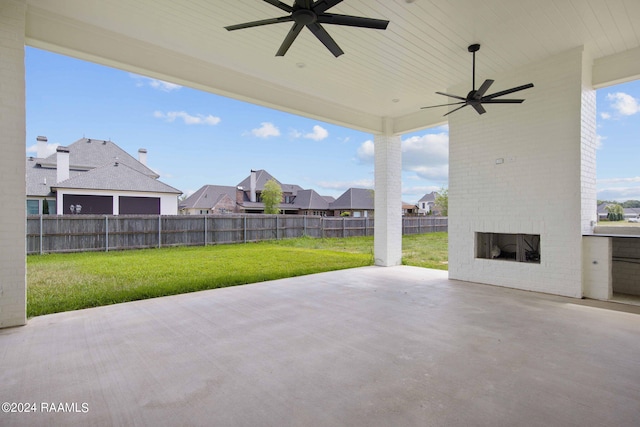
[293,9,317,25]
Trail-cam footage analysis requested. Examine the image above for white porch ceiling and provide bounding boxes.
[24,0,640,134]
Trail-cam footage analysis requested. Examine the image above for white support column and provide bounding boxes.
[0,0,27,328]
[374,118,402,266]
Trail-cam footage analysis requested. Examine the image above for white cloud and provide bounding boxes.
[251,122,280,138]
[356,140,375,164]
[149,79,181,92]
[597,186,640,202]
[154,111,221,125]
[596,134,605,149]
[317,179,374,190]
[130,74,182,92]
[598,176,640,185]
[289,129,303,138]
[597,176,640,202]
[304,125,329,141]
[600,112,611,120]
[356,132,449,181]
[607,92,640,116]
[26,142,60,157]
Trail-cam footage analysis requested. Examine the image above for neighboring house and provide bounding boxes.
[402,202,418,216]
[179,185,239,215]
[626,208,640,219]
[181,169,372,216]
[417,191,439,215]
[27,136,181,215]
[294,189,334,216]
[330,188,375,218]
[236,170,304,215]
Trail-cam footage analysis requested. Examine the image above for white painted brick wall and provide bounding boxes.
[449,47,594,298]
[581,50,598,235]
[612,238,640,296]
[374,132,402,266]
[0,0,26,328]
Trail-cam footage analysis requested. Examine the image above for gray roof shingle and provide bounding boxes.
[330,188,374,210]
[418,192,438,203]
[293,189,330,210]
[52,162,181,194]
[38,138,158,178]
[237,170,302,195]
[180,185,237,209]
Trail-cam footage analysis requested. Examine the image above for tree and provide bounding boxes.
[623,200,640,208]
[605,203,624,221]
[435,187,448,217]
[262,179,283,214]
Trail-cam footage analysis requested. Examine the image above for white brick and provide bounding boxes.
[448,47,594,298]
[0,0,26,328]
[374,132,402,266]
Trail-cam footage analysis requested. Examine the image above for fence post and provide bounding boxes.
[158,215,162,248]
[39,215,43,255]
[204,216,207,246]
[243,215,247,244]
[276,215,279,240]
[303,215,306,237]
[105,216,109,252]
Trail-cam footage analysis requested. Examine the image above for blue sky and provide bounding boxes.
[26,47,638,203]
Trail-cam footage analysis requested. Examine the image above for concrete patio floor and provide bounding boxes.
[1,266,639,427]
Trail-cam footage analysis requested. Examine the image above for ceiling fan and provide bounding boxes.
[225,0,389,57]
[421,44,534,116]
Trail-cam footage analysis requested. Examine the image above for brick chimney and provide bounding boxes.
[138,148,148,166]
[37,136,48,158]
[56,146,70,183]
[250,170,257,203]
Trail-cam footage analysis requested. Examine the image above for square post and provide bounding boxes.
[374,118,402,266]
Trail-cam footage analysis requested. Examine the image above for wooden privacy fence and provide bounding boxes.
[26,214,448,255]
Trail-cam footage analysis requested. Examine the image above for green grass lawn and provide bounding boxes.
[27,233,448,317]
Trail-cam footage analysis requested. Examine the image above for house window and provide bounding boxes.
[27,199,39,215]
[44,199,56,215]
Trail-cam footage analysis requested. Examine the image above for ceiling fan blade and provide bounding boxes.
[475,79,494,97]
[482,99,525,104]
[483,83,534,100]
[472,103,486,115]
[317,13,389,30]
[295,0,313,8]
[276,22,305,56]
[435,91,467,101]
[263,0,293,13]
[443,104,469,117]
[226,16,293,31]
[313,0,343,14]
[421,101,466,109]
[308,23,344,57]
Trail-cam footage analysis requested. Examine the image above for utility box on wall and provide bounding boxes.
[476,232,541,263]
